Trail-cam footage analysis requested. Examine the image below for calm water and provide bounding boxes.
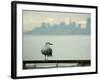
[22,35,91,60]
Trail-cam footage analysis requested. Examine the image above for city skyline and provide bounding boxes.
[23,10,90,32]
[23,17,90,35]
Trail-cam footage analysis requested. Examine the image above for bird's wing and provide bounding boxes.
[47,48,52,56]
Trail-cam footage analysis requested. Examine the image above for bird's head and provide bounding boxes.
[45,42,53,46]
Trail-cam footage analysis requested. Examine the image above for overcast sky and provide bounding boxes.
[23,10,90,32]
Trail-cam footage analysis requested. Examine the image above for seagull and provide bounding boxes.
[41,42,53,61]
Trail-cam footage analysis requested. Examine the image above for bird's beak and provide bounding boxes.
[49,43,53,45]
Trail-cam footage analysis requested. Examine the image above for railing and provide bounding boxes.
[23,60,91,69]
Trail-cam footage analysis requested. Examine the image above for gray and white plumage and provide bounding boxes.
[41,42,53,60]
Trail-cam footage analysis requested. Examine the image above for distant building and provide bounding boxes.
[24,17,91,35]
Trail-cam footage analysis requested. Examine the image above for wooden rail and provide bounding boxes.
[23,60,91,69]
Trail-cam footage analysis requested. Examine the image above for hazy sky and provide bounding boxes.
[23,10,90,32]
